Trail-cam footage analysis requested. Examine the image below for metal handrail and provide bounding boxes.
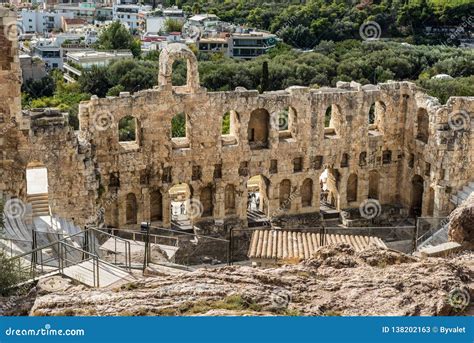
[28,226,132,270]
[107,228,180,247]
[148,225,229,242]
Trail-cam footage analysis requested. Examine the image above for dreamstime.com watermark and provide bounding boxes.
[4,324,85,337]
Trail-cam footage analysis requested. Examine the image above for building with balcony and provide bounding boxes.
[19,8,73,33]
[229,30,277,59]
[63,50,133,82]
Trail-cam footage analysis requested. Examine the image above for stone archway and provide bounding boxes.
[158,43,200,93]
[150,190,163,222]
[200,186,213,217]
[247,175,270,216]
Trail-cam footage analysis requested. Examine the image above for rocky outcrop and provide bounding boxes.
[27,245,472,316]
[448,193,474,249]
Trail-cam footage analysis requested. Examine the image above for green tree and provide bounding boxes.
[97,21,134,50]
[78,65,111,98]
[22,75,55,99]
[164,18,184,33]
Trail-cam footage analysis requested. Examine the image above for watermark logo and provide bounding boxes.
[359,199,382,219]
[448,287,470,311]
[359,21,381,40]
[448,110,471,131]
[92,112,114,132]
[185,25,202,40]
[186,198,204,220]
[4,198,26,219]
[3,22,24,42]
[270,288,292,309]
[271,111,289,130]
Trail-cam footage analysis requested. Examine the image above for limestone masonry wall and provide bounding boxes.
[0,9,472,231]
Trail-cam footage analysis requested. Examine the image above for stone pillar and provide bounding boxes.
[313,177,321,212]
[142,188,150,223]
[238,184,248,221]
[162,191,171,228]
[339,173,348,209]
[214,183,225,221]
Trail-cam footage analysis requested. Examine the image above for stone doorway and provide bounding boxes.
[411,175,424,217]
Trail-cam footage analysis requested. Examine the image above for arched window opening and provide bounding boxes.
[416,108,429,144]
[222,110,239,146]
[200,186,213,217]
[171,112,186,138]
[347,173,358,203]
[169,183,197,223]
[368,101,386,135]
[150,190,163,222]
[26,162,50,217]
[320,167,340,209]
[118,116,137,143]
[171,59,187,87]
[26,163,49,196]
[301,178,313,207]
[277,106,297,140]
[324,105,341,138]
[411,175,424,216]
[247,175,270,218]
[248,108,270,149]
[278,108,288,131]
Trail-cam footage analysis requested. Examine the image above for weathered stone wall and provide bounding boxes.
[0,8,472,230]
[76,46,472,229]
[0,9,96,223]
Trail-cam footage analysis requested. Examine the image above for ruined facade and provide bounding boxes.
[0,9,473,232]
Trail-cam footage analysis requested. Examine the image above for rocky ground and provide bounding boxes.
[2,244,471,317]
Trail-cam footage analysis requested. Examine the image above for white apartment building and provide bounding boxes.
[63,50,133,82]
[140,7,185,34]
[20,8,74,34]
[113,0,151,32]
[28,33,85,69]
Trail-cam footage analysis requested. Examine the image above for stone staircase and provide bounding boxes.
[417,222,449,251]
[416,180,473,254]
[27,193,50,217]
[450,181,474,206]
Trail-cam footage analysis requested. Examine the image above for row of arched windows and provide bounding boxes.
[345,170,381,203]
[116,101,391,146]
[123,178,316,224]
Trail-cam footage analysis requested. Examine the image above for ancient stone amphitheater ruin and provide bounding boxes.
[1,8,473,237]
